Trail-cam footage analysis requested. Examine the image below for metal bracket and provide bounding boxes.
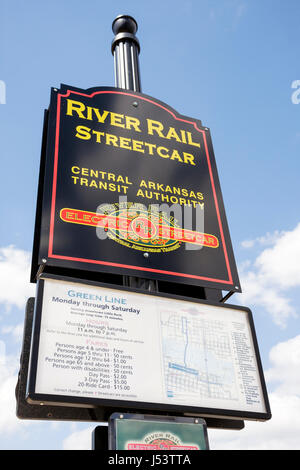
[220,290,235,303]
[35,259,47,280]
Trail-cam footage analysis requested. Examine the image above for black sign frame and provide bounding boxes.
[26,274,271,422]
[31,84,241,293]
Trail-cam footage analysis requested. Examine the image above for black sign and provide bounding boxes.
[32,84,240,292]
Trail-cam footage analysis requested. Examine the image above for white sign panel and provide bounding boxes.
[27,277,271,420]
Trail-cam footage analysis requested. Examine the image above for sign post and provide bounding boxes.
[112,15,141,92]
[111,15,154,292]
[16,14,271,451]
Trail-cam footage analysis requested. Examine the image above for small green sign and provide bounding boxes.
[109,413,209,450]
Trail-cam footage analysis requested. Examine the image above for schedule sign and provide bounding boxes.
[26,276,271,421]
[32,84,241,292]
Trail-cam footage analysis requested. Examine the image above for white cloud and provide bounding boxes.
[241,239,255,249]
[254,223,300,289]
[265,335,300,395]
[237,223,300,327]
[0,373,21,434]
[62,425,95,450]
[0,355,29,436]
[1,323,24,342]
[0,245,35,311]
[209,393,300,450]
[237,269,296,327]
[0,246,34,440]
[210,333,300,449]
[0,340,5,365]
[241,230,284,249]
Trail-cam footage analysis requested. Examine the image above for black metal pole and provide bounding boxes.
[111,15,141,92]
[111,15,156,292]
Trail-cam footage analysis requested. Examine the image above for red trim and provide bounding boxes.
[202,133,233,284]
[48,89,233,285]
[48,96,62,255]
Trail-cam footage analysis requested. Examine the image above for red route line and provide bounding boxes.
[48,88,233,284]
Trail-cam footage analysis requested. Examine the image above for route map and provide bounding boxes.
[160,307,239,405]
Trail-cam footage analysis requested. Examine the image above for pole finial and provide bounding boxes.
[111,14,140,54]
[112,15,138,35]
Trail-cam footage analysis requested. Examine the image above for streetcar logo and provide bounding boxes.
[60,202,219,253]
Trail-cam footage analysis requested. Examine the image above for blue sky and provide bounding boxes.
[1,0,300,450]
